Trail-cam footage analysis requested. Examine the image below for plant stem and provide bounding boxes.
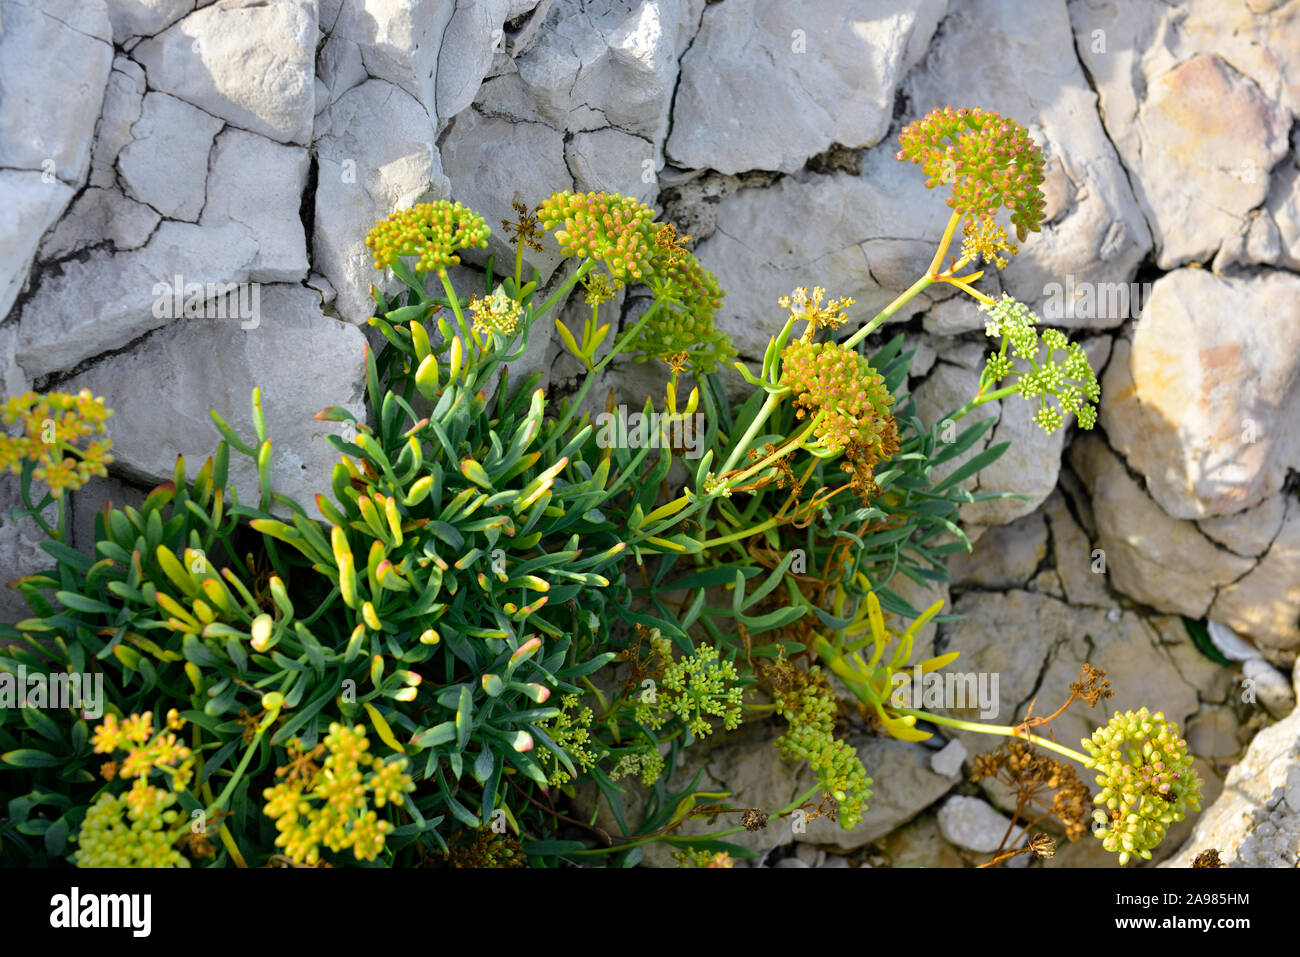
[717,392,782,477]
[544,300,663,451]
[204,701,283,818]
[926,210,965,278]
[949,384,1020,423]
[895,707,1090,765]
[533,258,597,320]
[438,270,471,342]
[842,272,936,350]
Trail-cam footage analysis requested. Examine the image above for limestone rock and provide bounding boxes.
[106,0,194,43]
[0,0,113,185]
[312,80,450,326]
[1211,499,1300,650]
[0,323,29,400]
[15,221,259,379]
[1042,489,1110,606]
[1070,0,1299,269]
[475,0,695,144]
[1069,435,1253,618]
[1187,705,1244,762]
[666,0,946,174]
[88,56,147,190]
[929,738,968,778]
[1243,658,1297,720]
[439,109,571,281]
[118,92,224,222]
[1100,272,1300,520]
[200,128,311,283]
[0,172,76,321]
[947,511,1047,589]
[328,0,453,120]
[694,148,954,360]
[62,285,366,519]
[1198,494,1289,558]
[881,813,967,868]
[937,795,1025,854]
[1165,703,1300,868]
[39,188,161,261]
[564,128,659,207]
[133,0,317,145]
[905,0,1151,329]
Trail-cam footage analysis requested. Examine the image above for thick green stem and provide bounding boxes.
[533,258,598,320]
[842,273,936,350]
[438,270,471,341]
[204,700,283,818]
[545,300,663,452]
[895,707,1090,765]
[717,392,782,477]
[949,384,1020,424]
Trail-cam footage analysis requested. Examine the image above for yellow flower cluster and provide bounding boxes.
[960,215,1019,269]
[537,190,659,281]
[780,286,855,337]
[365,201,491,273]
[469,285,524,338]
[73,781,190,868]
[74,709,194,868]
[92,709,193,791]
[779,339,896,453]
[536,694,603,787]
[262,724,414,866]
[0,389,113,497]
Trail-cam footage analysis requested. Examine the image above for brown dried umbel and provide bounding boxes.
[970,737,1091,843]
[1029,833,1057,860]
[617,623,669,697]
[740,809,769,832]
[501,200,544,252]
[430,828,527,868]
[840,417,901,503]
[1192,848,1224,869]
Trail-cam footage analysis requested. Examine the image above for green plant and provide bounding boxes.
[0,104,1200,869]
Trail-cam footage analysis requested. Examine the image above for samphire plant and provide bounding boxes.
[1,105,1197,869]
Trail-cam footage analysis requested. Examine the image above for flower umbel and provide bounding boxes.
[961,215,1020,269]
[635,640,744,739]
[469,285,524,339]
[0,389,113,497]
[536,694,604,787]
[537,190,659,281]
[365,201,491,273]
[772,665,873,829]
[1081,708,1202,865]
[781,286,856,339]
[896,106,1047,240]
[262,724,415,866]
[73,781,190,868]
[779,339,896,454]
[978,294,1099,434]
